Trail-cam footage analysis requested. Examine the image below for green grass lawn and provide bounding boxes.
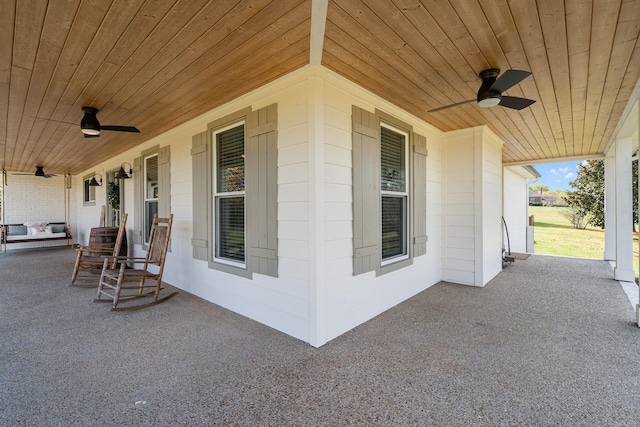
[530,205,639,276]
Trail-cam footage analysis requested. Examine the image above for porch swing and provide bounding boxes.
[0,169,73,251]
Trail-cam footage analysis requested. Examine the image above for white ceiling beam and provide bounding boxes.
[503,154,604,167]
[605,77,640,154]
[309,0,328,66]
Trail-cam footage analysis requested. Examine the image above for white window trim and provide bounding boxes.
[212,121,246,268]
[82,173,96,206]
[105,170,124,227]
[380,122,410,266]
[143,153,159,245]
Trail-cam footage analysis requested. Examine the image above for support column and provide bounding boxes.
[636,105,640,327]
[614,137,635,282]
[604,154,616,260]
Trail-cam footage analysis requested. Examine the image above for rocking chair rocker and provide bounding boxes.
[95,214,177,311]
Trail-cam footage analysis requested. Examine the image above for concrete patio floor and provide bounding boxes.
[1,246,639,426]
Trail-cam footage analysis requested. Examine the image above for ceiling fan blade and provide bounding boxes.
[12,171,57,177]
[499,96,536,110]
[33,117,78,126]
[490,70,531,93]
[100,125,140,133]
[428,99,475,113]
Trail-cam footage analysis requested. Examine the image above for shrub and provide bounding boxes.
[562,205,588,229]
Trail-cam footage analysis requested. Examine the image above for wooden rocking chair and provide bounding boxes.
[95,214,177,311]
[70,213,128,288]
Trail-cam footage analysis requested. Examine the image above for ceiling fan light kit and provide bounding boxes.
[478,96,501,108]
[428,68,536,113]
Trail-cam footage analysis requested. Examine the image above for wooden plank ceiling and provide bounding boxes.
[1,0,639,175]
[324,0,640,163]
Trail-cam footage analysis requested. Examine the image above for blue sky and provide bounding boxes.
[533,160,585,191]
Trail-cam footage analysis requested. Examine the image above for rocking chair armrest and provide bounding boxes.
[77,246,114,254]
[101,256,150,270]
[107,256,149,263]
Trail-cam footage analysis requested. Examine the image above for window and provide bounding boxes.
[380,124,408,264]
[83,174,96,205]
[191,104,278,278]
[213,122,245,266]
[144,154,158,243]
[133,145,170,248]
[352,106,427,276]
[105,170,124,227]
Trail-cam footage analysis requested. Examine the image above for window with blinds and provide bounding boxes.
[380,124,408,263]
[214,122,246,265]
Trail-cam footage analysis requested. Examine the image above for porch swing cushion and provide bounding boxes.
[7,225,27,235]
[50,224,66,233]
[6,233,67,241]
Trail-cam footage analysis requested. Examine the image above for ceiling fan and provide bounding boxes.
[428,69,536,113]
[35,106,140,138]
[12,166,57,178]
[79,106,139,138]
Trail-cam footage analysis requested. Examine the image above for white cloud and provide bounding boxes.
[547,167,574,181]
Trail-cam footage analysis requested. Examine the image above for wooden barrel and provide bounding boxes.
[87,227,127,257]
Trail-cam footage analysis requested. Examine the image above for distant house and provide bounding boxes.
[529,191,543,206]
[529,192,564,206]
[543,195,560,206]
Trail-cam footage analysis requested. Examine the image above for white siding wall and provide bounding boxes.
[319,69,444,344]
[481,131,504,285]
[444,126,504,287]
[77,70,313,343]
[444,129,477,285]
[503,167,529,253]
[74,164,129,249]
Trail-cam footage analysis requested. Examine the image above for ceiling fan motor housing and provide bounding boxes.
[477,69,502,108]
[80,106,100,135]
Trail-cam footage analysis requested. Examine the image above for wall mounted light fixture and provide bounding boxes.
[114,162,133,180]
[88,173,103,186]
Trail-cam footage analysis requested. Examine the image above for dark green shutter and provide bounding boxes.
[191,131,208,261]
[352,106,380,275]
[413,133,428,257]
[158,146,171,218]
[132,156,142,245]
[246,104,278,277]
